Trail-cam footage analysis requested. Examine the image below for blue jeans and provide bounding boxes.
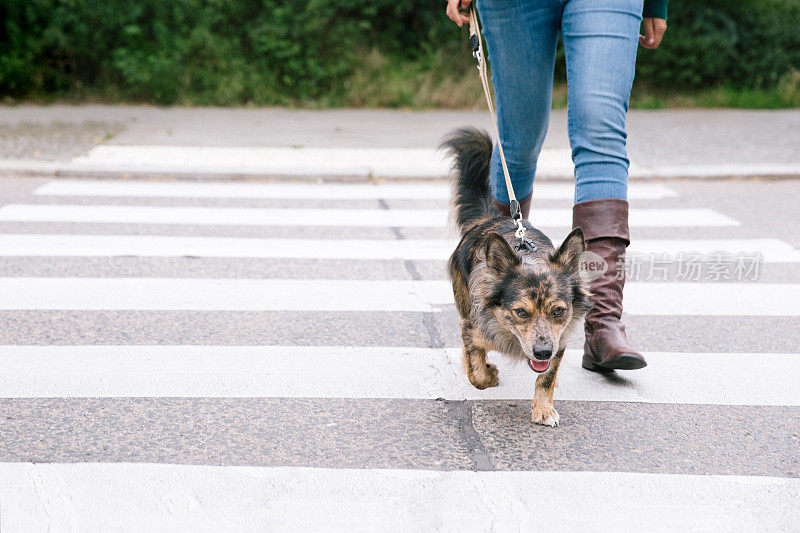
[476,0,643,204]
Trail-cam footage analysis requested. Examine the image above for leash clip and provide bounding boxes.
[470,34,480,59]
[510,201,536,252]
[510,199,525,238]
[514,219,526,240]
[514,233,538,253]
[514,220,537,252]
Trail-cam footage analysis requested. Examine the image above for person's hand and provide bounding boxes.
[446,0,471,27]
[639,17,667,49]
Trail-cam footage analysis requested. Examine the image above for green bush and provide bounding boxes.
[0,0,798,105]
[0,0,433,104]
[635,0,800,89]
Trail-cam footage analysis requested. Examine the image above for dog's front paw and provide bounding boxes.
[468,363,499,390]
[531,402,560,427]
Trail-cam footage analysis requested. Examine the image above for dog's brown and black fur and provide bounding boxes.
[441,128,592,426]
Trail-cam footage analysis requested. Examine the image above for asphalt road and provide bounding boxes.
[0,174,798,530]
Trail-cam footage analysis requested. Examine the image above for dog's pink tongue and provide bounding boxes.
[528,359,550,373]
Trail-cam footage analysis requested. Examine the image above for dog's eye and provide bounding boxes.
[514,308,529,319]
[552,306,566,317]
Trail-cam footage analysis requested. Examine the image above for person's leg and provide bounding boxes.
[562,0,647,371]
[562,0,641,203]
[476,0,561,218]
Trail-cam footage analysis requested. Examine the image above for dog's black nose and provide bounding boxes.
[533,344,552,360]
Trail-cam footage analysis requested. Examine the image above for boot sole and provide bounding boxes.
[582,352,647,372]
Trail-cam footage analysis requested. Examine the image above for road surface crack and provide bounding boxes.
[444,400,495,472]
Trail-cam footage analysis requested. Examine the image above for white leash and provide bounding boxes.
[468,4,531,246]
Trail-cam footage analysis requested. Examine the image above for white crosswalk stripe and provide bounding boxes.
[2,177,798,529]
[69,145,457,178]
[59,145,577,178]
[34,143,800,179]
[0,277,796,315]
[0,233,795,262]
[0,204,740,227]
[2,345,798,405]
[2,464,797,531]
[33,179,679,200]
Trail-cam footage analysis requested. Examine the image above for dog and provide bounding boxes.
[441,128,592,426]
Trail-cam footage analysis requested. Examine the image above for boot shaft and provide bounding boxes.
[572,197,645,369]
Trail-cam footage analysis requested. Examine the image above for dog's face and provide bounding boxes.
[483,229,592,373]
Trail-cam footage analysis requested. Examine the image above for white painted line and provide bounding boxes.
[53,145,800,179]
[2,345,799,406]
[0,234,796,262]
[69,145,456,178]
[0,204,740,227]
[468,349,800,405]
[34,179,678,200]
[0,203,450,227]
[6,148,800,180]
[620,282,800,316]
[648,162,800,178]
[0,278,452,312]
[65,145,579,179]
[35,180,456,199]
[2,463,798,532]
[0,278,796,315]
[0,234,454,260]
[629,238,800,263]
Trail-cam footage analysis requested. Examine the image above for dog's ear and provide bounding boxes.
[552,227,585,271]
[485,233,520,272]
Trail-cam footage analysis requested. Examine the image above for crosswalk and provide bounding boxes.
[1,234,798,261]
[1,177,799,530]
[3,345,800,405]
[4,465,798,531]
[0,278,797,314]
[0,203,739,227]
[32,179,679,200]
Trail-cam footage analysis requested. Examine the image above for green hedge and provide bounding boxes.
[1,0,798,105]
[635,0,800,89]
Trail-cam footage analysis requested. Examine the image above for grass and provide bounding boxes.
[334,48,485,109]
[629,73,800,109]
[335,49,800,110]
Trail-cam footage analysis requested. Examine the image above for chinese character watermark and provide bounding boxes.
[579,251,764,282]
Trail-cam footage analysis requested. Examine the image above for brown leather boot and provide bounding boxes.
[572,198,646,371]
[493,193,532,219]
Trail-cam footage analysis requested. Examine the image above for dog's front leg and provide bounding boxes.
[531,348,564,426]
[461,323,498,390]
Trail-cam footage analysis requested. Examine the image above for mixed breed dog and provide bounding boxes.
[442,128,633,427]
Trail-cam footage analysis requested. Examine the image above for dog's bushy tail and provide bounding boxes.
[439,127,495,234]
